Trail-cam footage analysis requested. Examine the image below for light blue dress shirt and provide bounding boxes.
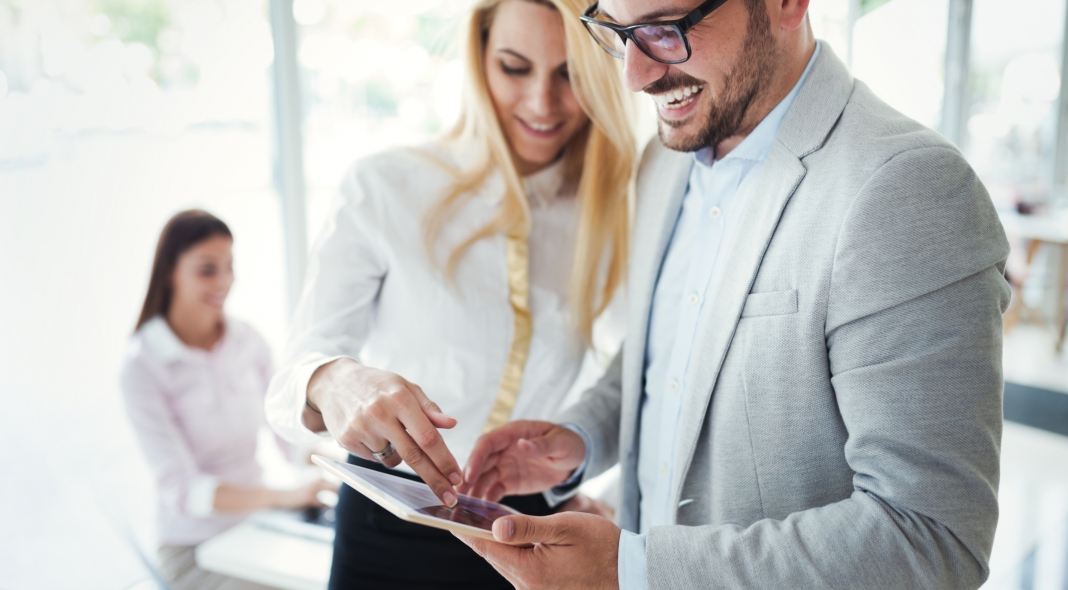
[617,44,822,590]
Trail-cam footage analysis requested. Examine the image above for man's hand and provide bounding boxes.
[306,358,462,506]
[559,493,615,520]
[454,512,620,590]
[461,420,587,502]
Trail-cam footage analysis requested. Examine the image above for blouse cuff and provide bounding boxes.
[271,355,351,446]
[185,475,219,517]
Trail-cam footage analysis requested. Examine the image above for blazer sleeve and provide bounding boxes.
[265,163,389,445]
[644,146,1011,589]
[554,346,625,483]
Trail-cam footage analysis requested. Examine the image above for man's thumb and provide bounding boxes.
[493,514,569,545]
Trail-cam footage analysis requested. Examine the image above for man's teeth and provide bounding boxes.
[652,85,704,108]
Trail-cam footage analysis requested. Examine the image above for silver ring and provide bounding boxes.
[372,442,395,462]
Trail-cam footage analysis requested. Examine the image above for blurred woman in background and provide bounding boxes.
[265,0,635,588]
[121,210,335,590]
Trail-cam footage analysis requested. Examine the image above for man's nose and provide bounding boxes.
[622,40,668,93]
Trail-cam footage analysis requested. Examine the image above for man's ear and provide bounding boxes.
[781,0,811,31]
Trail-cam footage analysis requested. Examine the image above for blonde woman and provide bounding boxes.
[265,0,634,587]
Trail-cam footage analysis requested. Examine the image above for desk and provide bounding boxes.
[196,520,332,590]
[999,210,1068,351]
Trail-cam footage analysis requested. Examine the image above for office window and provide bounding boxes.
[807,0,852,62]
[851,0,949,129]
[293,0,471,238]
[965,0,1065,209]
[0,0,286,586]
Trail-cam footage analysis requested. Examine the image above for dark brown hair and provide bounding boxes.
[135,209,232,332]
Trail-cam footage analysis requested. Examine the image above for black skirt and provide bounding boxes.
[328,455,554,590]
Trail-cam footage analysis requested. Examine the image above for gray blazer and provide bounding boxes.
[558,45,1011,589]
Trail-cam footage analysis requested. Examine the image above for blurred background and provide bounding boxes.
[1,0,1067,588]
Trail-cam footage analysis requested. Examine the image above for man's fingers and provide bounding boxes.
[464,434,514,482]
[517,435,553,459]
[465,421,548,481]
[393,392,464,487]
[485,482,507,503]
[468,467,503,500]
[452,532,525,569]
[493,514,572,546]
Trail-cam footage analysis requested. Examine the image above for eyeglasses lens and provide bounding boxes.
[585,21,626,58]
[632,25,687,62]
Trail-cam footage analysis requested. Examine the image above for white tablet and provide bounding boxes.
[312,455,519,540]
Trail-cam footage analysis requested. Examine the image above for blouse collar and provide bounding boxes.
[475,155,570,209]
[140,315,228,363]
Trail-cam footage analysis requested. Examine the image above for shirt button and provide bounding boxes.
[668,379,680,392]
[708,206,722,219]
[687,293,699,305]
[660,464,669,476]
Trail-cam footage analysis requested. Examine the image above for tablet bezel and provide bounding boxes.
[312,455,518,541]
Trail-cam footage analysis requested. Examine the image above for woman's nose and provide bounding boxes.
[525,76,555,117]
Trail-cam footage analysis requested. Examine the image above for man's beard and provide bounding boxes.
[652,1,780,153]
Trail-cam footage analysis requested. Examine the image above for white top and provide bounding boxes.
[266,144,598,472]
[120,316,277,546]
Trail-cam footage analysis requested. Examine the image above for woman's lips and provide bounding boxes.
[517,117,565,138]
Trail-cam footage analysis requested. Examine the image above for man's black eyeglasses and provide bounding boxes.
[580,0,729,65]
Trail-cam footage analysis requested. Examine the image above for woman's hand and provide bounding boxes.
[272,478,339,510]
[460,420,587,502]
[306,358,463,506]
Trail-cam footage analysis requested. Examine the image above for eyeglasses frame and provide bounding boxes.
[580,0,730,65]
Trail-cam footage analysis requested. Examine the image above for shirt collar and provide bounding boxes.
[475,155,569,209]
[521,155,568,209]
[140,315,229,363]
[694,41,822,168]
[140,316,190,363]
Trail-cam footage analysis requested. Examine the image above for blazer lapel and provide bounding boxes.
[670,146,806,492]
[668,45,856,501]
[620,144,691,484]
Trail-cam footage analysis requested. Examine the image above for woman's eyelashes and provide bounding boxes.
[500,61,530,76]
[197,264,218,278]
[499,62,570,83]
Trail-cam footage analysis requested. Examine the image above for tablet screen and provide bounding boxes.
[334,461,516,531]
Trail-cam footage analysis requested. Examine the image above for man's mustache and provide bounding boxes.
[644,72,706,96]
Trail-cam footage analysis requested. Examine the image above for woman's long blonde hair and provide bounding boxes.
[424,0,636,343]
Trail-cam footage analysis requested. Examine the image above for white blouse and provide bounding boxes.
[266,144,607,472]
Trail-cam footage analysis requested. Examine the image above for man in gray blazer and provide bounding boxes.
[456,0,1010,588]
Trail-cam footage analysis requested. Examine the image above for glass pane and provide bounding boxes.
[851,0,949,129]
[0,0,285,586]
[965,0,1065,209]
[586,21,626,57]
[293,0,473,237]
[807,0,851,61]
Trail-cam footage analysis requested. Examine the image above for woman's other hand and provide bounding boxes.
[305,358,463,506]
[272,478,339,510]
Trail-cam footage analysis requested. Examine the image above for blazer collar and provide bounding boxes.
[776,43,855,159]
